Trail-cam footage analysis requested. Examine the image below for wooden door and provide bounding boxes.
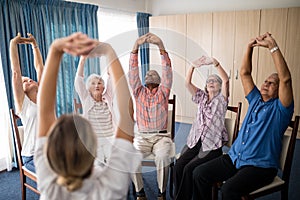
[257,8,288,86]
[211,11,235,119]
[185,13,213,123]
[285,7,300,118]
[165,14,187,120]
[233,10,261,121]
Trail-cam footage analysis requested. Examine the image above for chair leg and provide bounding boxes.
[169,163,174,199]
[281,188,288,200]
[212,183,219,200]
[20,172,26,200]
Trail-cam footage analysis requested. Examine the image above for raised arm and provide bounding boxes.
[255,32,293,107]
[185,66,197,96]
[145,32,166,54]
[76,56,87,77]
[91,43,135,142]
[128,34,148,92]
[38,33,98,138]
[10,33,25,113]
[131,33,148,54]
[212,58,229,99]
[146,33,173,92]
[27,33,44,83]
[240,39,256,96]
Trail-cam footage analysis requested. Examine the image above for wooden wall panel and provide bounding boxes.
[149,16,167,66]
[285,7,300,117]
[150,7,299,128]
[212,11,235,108]
[257,8,288,86]
[185,13,213,123]
[233,10,261,121]
[165,15,187,120]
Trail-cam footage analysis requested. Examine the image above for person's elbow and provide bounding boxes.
[224,78,229,90]
[280,73,292,86]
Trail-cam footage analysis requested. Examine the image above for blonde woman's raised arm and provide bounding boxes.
[38,33,98,137]
[91,43,134,142]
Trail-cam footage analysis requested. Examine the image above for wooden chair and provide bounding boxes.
[241,115,299,200]
[224,102,242,147]
[73,98,82,114]
[212,102,242,200]
[10,109,40,200]
[133,94,176,198]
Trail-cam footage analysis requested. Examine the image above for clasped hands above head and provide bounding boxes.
[250,32,278,50]
[192,56,219,68]
[75,41,116,58]
[11,32,37,45]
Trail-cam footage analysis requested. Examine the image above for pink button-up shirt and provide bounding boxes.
[128,52,172,132]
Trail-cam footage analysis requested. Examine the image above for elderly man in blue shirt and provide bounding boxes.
[192,32,294,200]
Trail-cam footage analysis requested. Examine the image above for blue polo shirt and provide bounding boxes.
[229,87,294,169]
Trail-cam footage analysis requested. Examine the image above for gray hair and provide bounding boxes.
[85,74,104,90]
[204,74,222,93]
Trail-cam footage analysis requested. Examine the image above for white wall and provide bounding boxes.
[69,0,300,16]
[149,0,300,15]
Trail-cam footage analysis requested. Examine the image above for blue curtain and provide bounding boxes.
[136,12,152,84]
[0,0,99,116]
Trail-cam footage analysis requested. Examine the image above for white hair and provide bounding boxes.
[85,74,104,90]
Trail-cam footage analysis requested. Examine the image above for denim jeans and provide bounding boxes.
[22,156,35,173]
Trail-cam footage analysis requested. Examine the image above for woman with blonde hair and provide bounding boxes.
[35,32,142,199]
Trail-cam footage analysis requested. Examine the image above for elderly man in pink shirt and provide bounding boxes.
[128,33,173,200]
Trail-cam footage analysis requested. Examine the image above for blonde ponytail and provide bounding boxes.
[56,176,83,192]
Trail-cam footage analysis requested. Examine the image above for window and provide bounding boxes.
[0,54,12,171]
[97,7,137,77]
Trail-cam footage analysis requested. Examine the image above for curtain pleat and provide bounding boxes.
[136,12,152,84]
[0,0,99,116]
[0,0,98,170]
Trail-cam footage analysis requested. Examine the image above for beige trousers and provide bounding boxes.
[131,133,173,193]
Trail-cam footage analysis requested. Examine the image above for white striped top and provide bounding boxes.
[88,101,114,137]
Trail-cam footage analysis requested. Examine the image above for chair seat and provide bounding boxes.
[249,176,284,195]
[22,166,37,177]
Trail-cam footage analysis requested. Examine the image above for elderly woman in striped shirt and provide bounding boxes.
[74,56,114,165]
[174,56,229,200]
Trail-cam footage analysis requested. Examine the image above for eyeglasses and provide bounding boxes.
[206,79,219,84]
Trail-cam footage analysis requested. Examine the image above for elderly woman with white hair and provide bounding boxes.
[173,56,230,200]
[74,56,114,165]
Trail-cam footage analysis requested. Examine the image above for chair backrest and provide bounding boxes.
[281,115,299,183]
[168,94,176,140]
[10,109,24,169]
[225,102,242,147]
[73,98,82,114]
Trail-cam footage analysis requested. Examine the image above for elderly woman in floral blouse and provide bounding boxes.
[174,56,229,200]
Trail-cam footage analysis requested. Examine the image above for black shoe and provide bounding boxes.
[158,190,166,200]
[136,188,147,200]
